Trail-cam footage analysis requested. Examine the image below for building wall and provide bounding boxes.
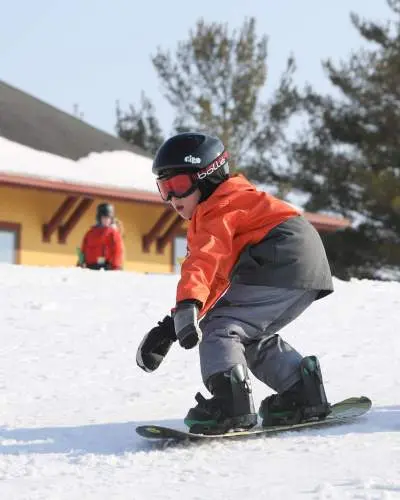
[0,185,174,273]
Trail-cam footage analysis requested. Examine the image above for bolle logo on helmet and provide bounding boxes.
[184,155,201,164]
[197,151,229,180]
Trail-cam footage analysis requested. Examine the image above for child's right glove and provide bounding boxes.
[173,301,203,349]
[136,315,176,372]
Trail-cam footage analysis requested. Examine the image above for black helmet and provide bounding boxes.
[96,203,114,223]
[152,132,229,201]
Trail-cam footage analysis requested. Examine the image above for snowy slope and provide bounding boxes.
[0,264,399,500]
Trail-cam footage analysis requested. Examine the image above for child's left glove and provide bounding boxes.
[173,301,203,349]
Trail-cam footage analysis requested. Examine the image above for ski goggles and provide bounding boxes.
[156,173,198,201]
[156,151,230,202]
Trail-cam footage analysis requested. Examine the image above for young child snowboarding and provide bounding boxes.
[136,132,333,434]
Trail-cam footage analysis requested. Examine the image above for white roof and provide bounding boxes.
[0,136,158,193]
[0,136,346,219]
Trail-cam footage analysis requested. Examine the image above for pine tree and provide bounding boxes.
[115,92,164,155]
[292,0,400,279]
[117,17,300,183]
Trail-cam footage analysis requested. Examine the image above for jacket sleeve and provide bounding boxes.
[176,209,243,309]
[79,231,90,266]
[81,231,88,253]
[110,229,124,270]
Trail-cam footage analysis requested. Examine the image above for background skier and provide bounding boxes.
[78,203,124,271]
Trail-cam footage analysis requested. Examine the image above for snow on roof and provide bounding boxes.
[0,136,351,226]
[0,136,158,193]
[0,137,311,206]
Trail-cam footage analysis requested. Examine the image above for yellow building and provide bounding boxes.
[0,80,349,273]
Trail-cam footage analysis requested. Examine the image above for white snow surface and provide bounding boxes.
[0,264,399,500]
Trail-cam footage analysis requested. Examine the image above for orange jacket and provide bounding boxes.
[176,175,300,315]
[81,225,124,270]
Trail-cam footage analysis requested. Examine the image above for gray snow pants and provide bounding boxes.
[199,284,319,393]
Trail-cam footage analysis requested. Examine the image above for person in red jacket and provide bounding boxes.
[79,203,124,270]
[136,133,334,434]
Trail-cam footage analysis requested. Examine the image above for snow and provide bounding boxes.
[0,136,316,210]
[255,181,311,211]
[375,267,400,281]
[0,264,399,499]
[0,134,354,226]
[0,136,158,193]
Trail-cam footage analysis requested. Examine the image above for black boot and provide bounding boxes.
[184,365,258,434]
[259,356,331,427]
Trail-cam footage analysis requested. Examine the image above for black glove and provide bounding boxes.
[173,301,202,350]
[136,316,176,372]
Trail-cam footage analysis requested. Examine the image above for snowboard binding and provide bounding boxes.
[260,356,331,427]
[185,364,258,434]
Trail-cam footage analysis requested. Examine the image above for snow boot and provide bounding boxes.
[184,364,258,434]
[259,356,331,427]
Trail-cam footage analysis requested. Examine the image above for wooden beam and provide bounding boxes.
[42,196,78,242]
[142,208,175,253]
[58,198,94,244]
[304,212,351,232]
[157,216,185,254]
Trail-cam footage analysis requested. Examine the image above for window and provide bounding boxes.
[173,236,187,273]
[0,223,20,264]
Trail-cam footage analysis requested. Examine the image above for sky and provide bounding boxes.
[0,0,394,136]
[0,264,399,499]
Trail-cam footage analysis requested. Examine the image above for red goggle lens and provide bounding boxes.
[156,173,197,201]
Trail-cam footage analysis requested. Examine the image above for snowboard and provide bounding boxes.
[136,396,371,442]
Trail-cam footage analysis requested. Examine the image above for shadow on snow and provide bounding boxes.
[0,405,398,456]
[0,417,182,456]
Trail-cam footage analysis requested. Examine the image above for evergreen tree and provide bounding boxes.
[118,17,300,183]
[292,0,400,279]
[116,92,164,155]
[152,17,300,177]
